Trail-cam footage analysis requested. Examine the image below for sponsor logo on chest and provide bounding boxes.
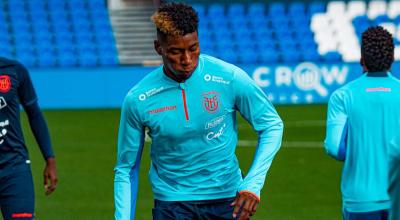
[139,86,164,101]
[0,75,11,93]
[148,105,177,114]
[205,115,225,130]
[206,123,226,140]
[204,74,231,85]
[365,87,392,92]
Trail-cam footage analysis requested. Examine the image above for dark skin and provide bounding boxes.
[154,31,259,219]
[154,31,200,82]
[44,157,57,195]
[360,57,368,73]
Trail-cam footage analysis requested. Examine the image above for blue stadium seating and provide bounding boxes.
[4,0,398,67]
[0,0,118,67]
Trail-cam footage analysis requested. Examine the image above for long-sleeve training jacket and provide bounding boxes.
[114,54,283,220]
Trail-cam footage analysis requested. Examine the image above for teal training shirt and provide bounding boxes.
[114,54,284,220]
[325,72,400,213]
[389,135,400,220]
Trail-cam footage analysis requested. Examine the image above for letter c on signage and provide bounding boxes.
[252,67,270,87]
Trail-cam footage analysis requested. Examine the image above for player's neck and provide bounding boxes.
[163,67,190,83]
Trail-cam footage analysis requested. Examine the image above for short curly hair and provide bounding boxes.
[151,2,198,36]
[361,26,394,72]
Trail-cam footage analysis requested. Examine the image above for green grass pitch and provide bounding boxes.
[20,104,342,220]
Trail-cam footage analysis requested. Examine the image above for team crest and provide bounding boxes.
[202,91,220,114]
[0,75,11,93]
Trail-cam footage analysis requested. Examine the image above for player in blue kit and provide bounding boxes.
[324,26,400,220]
[389,135,400,220]
[114,2,283,220]
[0,58,57,220]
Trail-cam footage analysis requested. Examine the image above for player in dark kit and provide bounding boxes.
[0,57,57,220]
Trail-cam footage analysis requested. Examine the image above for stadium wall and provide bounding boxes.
[29,61,400,109]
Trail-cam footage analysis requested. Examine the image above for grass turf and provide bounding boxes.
[19,104,342,220]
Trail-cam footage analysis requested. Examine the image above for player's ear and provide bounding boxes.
[154,40,162,55]
[360,57,368,73]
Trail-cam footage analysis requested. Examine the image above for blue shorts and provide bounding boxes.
[0,170,34,220]
[343,209,388,220]
[152,197,241,220]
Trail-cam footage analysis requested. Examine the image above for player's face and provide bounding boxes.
[156,32,200,80]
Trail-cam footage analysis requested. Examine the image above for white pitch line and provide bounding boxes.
[284,120,326,127]
[237,140,323,148]
[238,120,326,129]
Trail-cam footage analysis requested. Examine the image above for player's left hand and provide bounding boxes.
[43,157,58,196]
[231,190,260,220]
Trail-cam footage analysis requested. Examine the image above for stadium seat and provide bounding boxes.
[87,0,106,9]
[208,4,225,17]
[37,50,57,67]
[256,40,277,51]
[347,1,367,18]
[288,2,306,15]
[367,1,387,19]
[379,23,396,35]
[302,50,321,61]
[227,3,245,17]
[66,0,87,11]
[281,50,302,63]
[232,31,253,42]
[308,2,326,14]
[388,1,400,19]
[238,50,258,64]
[229,17,249,31]
[327,1,346,15]
[78,51,99,67]
[192,4,206,19]
[248,3,266,17]
[58,51,78,67]
[258,50,279,63]
[311,13,331,32]
[99,53,118,66]
[248,16,269,29]
[268,3,286,16]
[373,15,392,25]
[15,48,37,66]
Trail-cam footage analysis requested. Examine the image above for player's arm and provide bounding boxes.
[231,69,283,219]
[16,64,57,195]
[114,94,145,220]
[324,90,348,161]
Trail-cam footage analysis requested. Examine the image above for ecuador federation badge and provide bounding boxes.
[0,75,11,93]
[202,91,220,114]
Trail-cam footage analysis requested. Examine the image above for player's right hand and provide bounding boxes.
[44,157,58,195]
[231,190,260,219]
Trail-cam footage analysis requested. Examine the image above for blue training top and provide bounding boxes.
[389,135,400,220]
[0,57,54,176]
[114,54,284,220]
[324,72,400,212]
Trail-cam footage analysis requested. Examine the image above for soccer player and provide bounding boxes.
[114,2,283,220]
[389,135,400,220]
[0,57,57,220]
[324,26,400,220]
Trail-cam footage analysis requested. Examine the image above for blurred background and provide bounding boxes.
[2,0,398,219]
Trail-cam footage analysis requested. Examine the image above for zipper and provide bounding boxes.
[180,84,189,121]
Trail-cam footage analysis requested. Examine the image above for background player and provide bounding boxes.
[389,134,400,220]
[114,2,283,220]
[324,26,400,220]
[0,57,58,220]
